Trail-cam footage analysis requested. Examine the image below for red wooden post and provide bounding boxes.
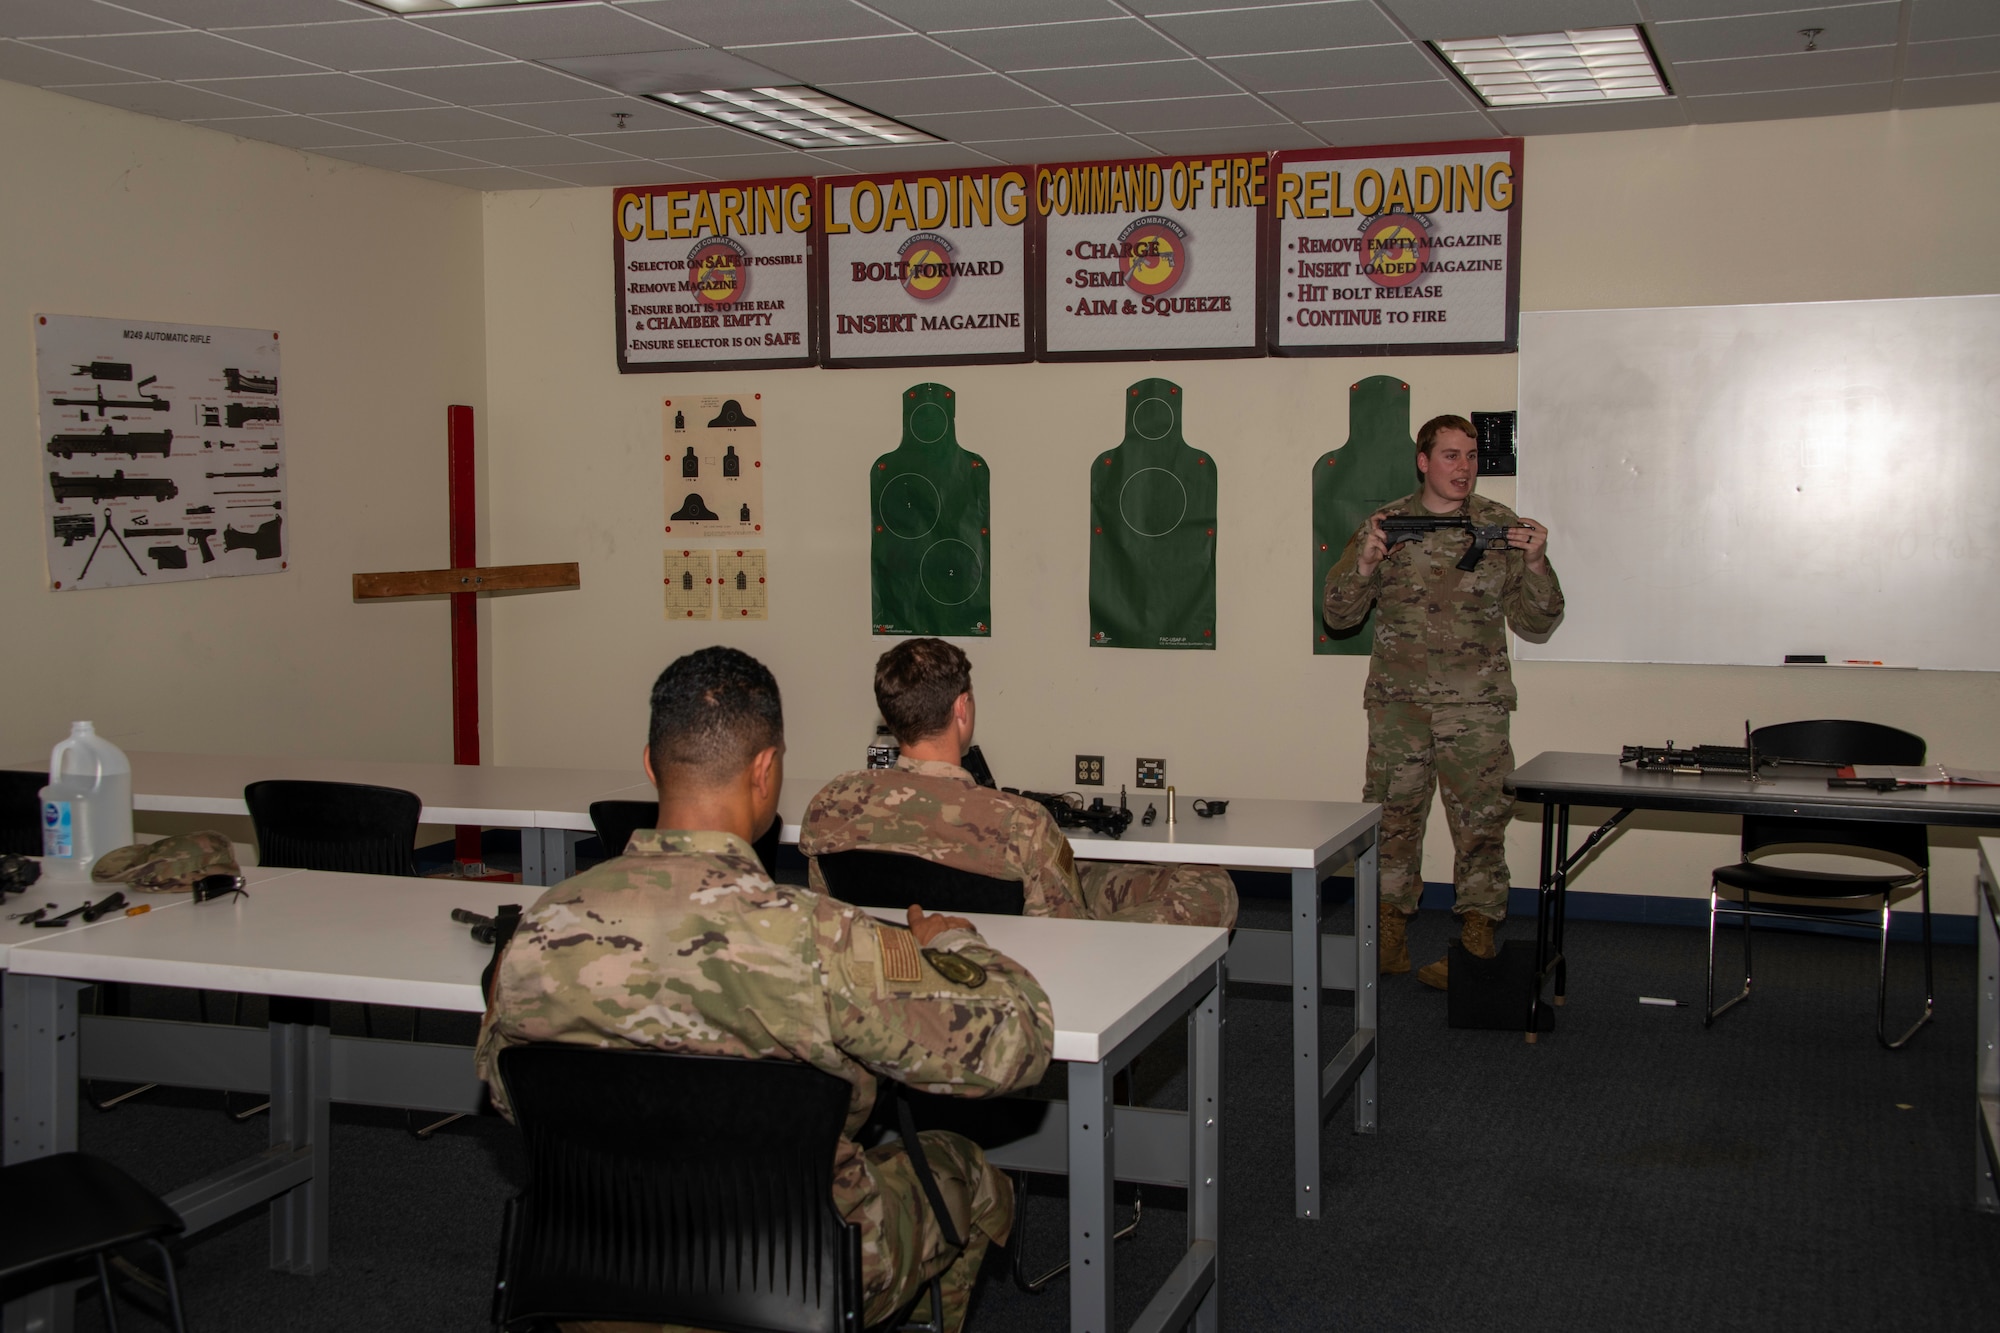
[448,405,483,867]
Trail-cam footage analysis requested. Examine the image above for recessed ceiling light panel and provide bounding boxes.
[1434,27,1669,107]
[650,87,940,151]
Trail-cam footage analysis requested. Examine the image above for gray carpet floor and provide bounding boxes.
[25,900,2000,1332]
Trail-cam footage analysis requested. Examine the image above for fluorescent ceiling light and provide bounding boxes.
[650,87,940,150]
[1434,27,1669,106]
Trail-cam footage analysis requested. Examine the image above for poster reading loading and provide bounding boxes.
[37,314,286,591]
[665,394,763,537]
[615,177,815,373]
[1272,140,1521,355]
[1089,379,1216,649]
[821,168,1032,366]
[1038,154,1267,360]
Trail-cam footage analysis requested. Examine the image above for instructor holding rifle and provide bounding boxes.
[1322,415,1564,989]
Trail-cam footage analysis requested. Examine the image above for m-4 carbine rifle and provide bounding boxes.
[1619,741,1841,775]
[1006,788,1134,840]
[49,470,178,503]
[1380,515,1514,573]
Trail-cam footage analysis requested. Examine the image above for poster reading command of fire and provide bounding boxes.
[1037,153,1267,360]
[614,176,816,372]
[820,168,1032,366]
[1270,140,1521,355]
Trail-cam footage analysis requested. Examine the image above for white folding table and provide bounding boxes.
[3,870,1225,1333]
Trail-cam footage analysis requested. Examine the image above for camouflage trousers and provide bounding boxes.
[1081,861,1239,928]
[1364,701,1513,921]
[570,1130,1008,1333]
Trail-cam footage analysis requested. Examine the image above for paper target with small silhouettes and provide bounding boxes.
[1088,378,1216,650]
[870,383,991,637]
[1313,375,1419,655]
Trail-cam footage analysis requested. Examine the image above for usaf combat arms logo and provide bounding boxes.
[1117,215,1188,297]
[897,232,957,302]
[686,235,749,307]
[1359,211,1433,290]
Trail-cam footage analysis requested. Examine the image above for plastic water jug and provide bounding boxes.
[39,721,133,882]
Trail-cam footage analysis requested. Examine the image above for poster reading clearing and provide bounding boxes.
[1271,140,1521,355]
[820,168,1032,366]
[615,177,815,373]
[1037,153,1267,360]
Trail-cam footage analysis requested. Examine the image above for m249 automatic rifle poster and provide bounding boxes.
[37,314,287,592]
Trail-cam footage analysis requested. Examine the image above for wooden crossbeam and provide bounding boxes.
[352,562,580,600]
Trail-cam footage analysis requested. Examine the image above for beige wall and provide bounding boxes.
[482,102,2000,912]
[0,79,488,790]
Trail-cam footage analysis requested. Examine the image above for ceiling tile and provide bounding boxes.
[540,159,707,186]
[1906,33,2000,77]
[0,0,182,39]
[1213,44,1439,92]
[574,125,793,156]
[1487,97,1688,134]
[52,79,274,119]
[315,141,491,170]
[1133,122,1322,154]
[820,74,1052,116]
[1083,93,1288,132]
[186,73,440,115]
[1672,44,1895,94]
[1268,80,1469,120]
[735,33,981,83]
[412,3,698,61]
[407,165,568,191]
[1684,79,1893,121]
[661,150,824,179]
[317,105,544,141]
[453,135,642,167]
[1909,0,2000,42]
[870,0,1122,29]
[29,31,323,81]
[472,97,705,134]
[907,104,1104,140]
[1898,67,2000,107]
[618,0,900,47]
[116,1,369,26]
[545,48,796,95]
[1646,0,1872,18]
[1129,0,1354,11]
[227,19,495,71]
[1151,3,1406,59]
[808,143,1007,172]
[972,132,1146,162]
[369,62,605,106]
[934,18,1184,70]
[1014,59,1237,102]
[1299,109,1496,145]
[1373,0,1644,42]
[185,113,392,149]
[1651,5,1902,63]
[0,37,152,84]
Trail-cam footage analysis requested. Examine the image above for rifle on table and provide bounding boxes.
[1380,515,1515,572]
[1006,788,1134,840]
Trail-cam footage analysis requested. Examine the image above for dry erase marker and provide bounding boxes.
[1638,996,1685,1007]
[1844,660,1884,666]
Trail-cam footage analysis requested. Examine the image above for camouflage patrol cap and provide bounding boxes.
[91,830,241,892]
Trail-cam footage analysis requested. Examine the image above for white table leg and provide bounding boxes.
[1978,867,1999,1214]
[1190,962,1223,1333]
[1291,863,1320,1219]
[1068,1059,1114,1333]
[3,973,86,1333]
[1353,834,1380,1134]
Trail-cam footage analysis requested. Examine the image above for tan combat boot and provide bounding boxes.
[1379,903,1412,974]
[1416,913,1501,990]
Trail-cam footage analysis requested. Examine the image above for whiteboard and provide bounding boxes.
[1515,295,2000,671]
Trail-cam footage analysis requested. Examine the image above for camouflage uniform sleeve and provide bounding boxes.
[1322,522,1380,630]
[1017,806,1087,918]
[817,896,1054,1098]
[1502,553,1564,636]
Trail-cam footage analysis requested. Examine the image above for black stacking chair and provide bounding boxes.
[589,798,783,876]
[0,1152,188,1333]
[1707,719,1934,1048]
[1,768,44,856]
[244,779,421,875]
[493,1045,955,1333]
[814,849,1026,917]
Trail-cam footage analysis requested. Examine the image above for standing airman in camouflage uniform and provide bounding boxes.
[1323,415,1563,989]
[476,648,1053,1333]
[801,639,1237,929]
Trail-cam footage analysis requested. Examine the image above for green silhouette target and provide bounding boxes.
[871,382,991,637]
[1089,378,1216,650]
[1313,374,1420,655]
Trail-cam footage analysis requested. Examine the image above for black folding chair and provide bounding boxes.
[1707,719,1934,1048]
[589,798,783,876]
[493,1045,956,1333]
[1,768,44,856]
[814,849,1026,917]
[0,1152,188,1333]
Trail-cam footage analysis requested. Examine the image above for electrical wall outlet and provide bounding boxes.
[1075,755,1104,785]
[1136,758,1166,789]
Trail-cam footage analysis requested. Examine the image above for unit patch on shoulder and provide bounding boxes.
[879,925,924,984]
[924,948,987,989]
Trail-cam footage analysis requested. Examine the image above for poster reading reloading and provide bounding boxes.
[819,168,1032,367]
[1037,154,1268,361]
[664,394,763,537]
[614,177,815,373]
[1271,139,1521,356]
[37,314,287,591]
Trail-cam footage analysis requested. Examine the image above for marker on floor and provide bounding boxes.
[1639,996,1685,1007]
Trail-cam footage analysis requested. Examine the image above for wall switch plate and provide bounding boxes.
[1075,755,1104,786]
[1136,758,1166,789]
